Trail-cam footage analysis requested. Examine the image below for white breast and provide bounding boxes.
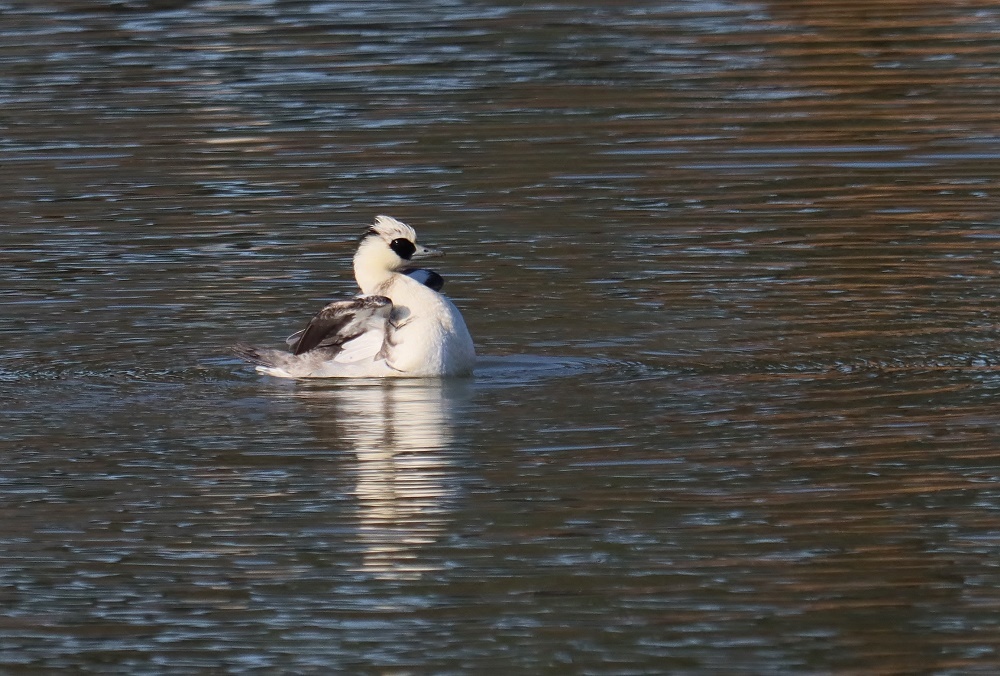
[382,275,476,376]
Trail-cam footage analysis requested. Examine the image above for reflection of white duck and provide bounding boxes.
[301,381,466,580]
[234,215,476,378]
[345,383,455,579]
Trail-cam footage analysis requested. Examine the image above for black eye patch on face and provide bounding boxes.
[389,238,417,260]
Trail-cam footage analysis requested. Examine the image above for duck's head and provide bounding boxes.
[354,215,441,291]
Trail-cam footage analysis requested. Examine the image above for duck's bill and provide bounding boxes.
[411,244,443,259]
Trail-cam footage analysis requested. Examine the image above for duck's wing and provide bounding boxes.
[289,295,393,361]
[403,267,444,292]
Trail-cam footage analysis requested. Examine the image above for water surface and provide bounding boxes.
[2,0,1000,672]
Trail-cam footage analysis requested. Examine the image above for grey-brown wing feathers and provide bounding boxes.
[290,295,392,356]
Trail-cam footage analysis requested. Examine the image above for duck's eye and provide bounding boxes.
[389,238,416,260]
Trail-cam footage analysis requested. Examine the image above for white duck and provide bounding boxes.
[235,215,476,378]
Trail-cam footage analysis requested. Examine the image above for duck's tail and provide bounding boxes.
[231,344,296,378]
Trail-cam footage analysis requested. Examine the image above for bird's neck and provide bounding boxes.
[353,257,395,295]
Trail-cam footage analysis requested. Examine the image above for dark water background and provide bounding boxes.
[2,0,1000,672]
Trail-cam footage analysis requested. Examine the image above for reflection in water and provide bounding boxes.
[294,380,469,580]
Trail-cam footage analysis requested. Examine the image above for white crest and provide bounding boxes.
[370,215,417,243]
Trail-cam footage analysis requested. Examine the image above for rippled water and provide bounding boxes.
[3,1,1000,672]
